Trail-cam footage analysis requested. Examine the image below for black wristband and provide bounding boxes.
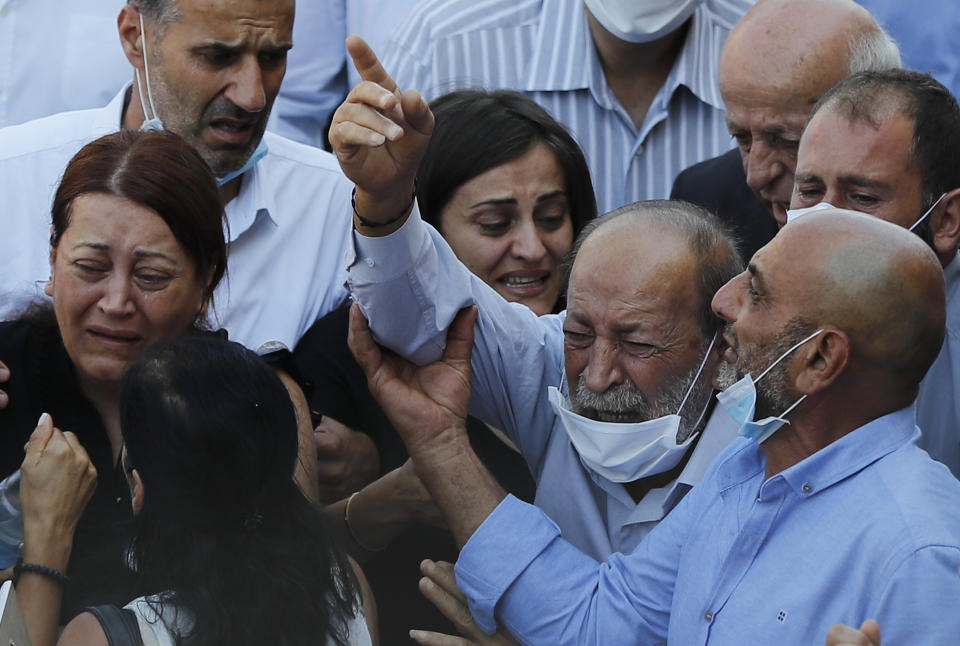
[13,557,70,586]
[352,184,417,229]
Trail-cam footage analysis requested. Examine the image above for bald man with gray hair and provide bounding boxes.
[350,209,960,644]
[671,0,900,260]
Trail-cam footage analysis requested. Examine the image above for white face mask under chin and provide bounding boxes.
[551,333,716,483]
[716,328,823,445]
[584,0,703,44]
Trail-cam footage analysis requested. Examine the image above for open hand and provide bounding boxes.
[347,303,476,458]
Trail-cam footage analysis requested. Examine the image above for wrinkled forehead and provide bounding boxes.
[170,0,295,42]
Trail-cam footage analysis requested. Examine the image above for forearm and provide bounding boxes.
[17,523,74,646]
[410,430,506,549]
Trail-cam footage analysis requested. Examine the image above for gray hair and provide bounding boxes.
[128,0,182,33]
[848,26,902,74]
[563,200,744,339]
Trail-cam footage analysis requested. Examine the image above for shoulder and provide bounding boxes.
[0,106,107,163]
[673,149,744,189]
[57,611,110,646]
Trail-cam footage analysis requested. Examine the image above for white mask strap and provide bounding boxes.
[755,328,824,384]
[908,192,947,232]
[776,393,808,419]
[137,12,160,122]
[676,331,717,415]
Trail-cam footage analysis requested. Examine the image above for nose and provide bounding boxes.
[711,272,744,324]
[582,338,625,392]
[744,141,784,194]
[510,220,548,263]
[99,274,136,317]
[225,55,267,113]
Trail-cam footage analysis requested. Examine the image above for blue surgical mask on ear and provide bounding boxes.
[716,328,823,444]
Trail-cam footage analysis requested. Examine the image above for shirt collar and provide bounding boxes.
[222,134,278,242]
[718,405,919,497]
[524,0,725,113]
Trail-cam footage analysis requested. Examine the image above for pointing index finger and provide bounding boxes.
[346,34,398,93]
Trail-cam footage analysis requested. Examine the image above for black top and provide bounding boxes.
[294,302,535,640]
[0,319,139,621]
[671,148,779,263]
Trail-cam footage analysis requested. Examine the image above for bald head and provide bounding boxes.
[719,0,900,222]
[783,210,945,389]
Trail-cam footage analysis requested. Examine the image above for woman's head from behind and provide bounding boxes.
[120,335,297,532]
[418,90,596,315]
[118,335,357,646]
[45,129,227,389]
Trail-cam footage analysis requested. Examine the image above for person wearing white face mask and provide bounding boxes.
[347,208,960,645]
[379,0,753,216]
[790,69,960,478]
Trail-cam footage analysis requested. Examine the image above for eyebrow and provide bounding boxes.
[836,174,891,190]
[747,262,767,292]
[193,41,292,57]
[468,190,567,210]
[72,242,177,263]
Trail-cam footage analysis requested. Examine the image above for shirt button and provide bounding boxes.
[635,144,645,156]
[802,483,812,494]
[704,612,714,622]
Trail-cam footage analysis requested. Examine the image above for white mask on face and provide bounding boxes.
[785,201,836,224]
[716,328,823,445]
[584,0,703,44]
[551,333,716,483]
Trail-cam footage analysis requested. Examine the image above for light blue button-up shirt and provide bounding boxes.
[455,405,960,644]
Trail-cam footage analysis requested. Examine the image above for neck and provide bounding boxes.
[76,371,124,464]
[586,12,689,129]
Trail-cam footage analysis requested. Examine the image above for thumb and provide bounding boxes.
[859,619,881,645]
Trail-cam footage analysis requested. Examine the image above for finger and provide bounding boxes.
[315,426,345,454]
[336,99,404,141]
[61,430,92,462]
[409,629,470,646]
[422,560,467,602]
[316,416,353,437]
[347,302,382,380]
[443,306,478,368]
[346,35,398,93]
[419,576,479,637]
[26,412,55,453]
[826,623,874,646]
[399,88,435,137]
[0,360,9,381]
[859,619,881,645]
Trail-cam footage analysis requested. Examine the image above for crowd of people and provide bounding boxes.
[1,0,958,645]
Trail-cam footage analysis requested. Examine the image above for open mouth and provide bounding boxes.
[209,118,257,144]
[497,271,551,295]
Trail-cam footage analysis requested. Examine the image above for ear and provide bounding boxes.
[118,5,147,71]
[931,187,960,259]
[130,468,145,515]
[44,245,57,297]
[794,329,849,395]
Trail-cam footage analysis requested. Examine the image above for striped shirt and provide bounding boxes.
[383,0,754,214]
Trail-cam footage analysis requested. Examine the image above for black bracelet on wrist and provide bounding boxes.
[13,557,70,586]
[351,183,417,229]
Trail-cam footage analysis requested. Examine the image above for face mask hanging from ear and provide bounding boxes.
[133,13,268,186]
[716,328,823,445]
[136,12,163,132]
[549,333,717,483]
[908,192,947,232]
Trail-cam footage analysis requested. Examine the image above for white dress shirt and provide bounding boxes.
[0,0,131,128]
[0,86,354,350]
[346,208,738,558]
[382,0,754,214]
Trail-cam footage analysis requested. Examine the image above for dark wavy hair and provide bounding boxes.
[417,89,596,240]
[51,129,227,305]
[119,336,359,646]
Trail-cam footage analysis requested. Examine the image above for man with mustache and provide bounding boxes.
[0,0,356,351]
[349,209,960,644]
[336,39,744,562]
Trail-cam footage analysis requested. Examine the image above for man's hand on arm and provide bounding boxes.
[411,559,521,646]
[347,302,505,547]
[329,36,434,236]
